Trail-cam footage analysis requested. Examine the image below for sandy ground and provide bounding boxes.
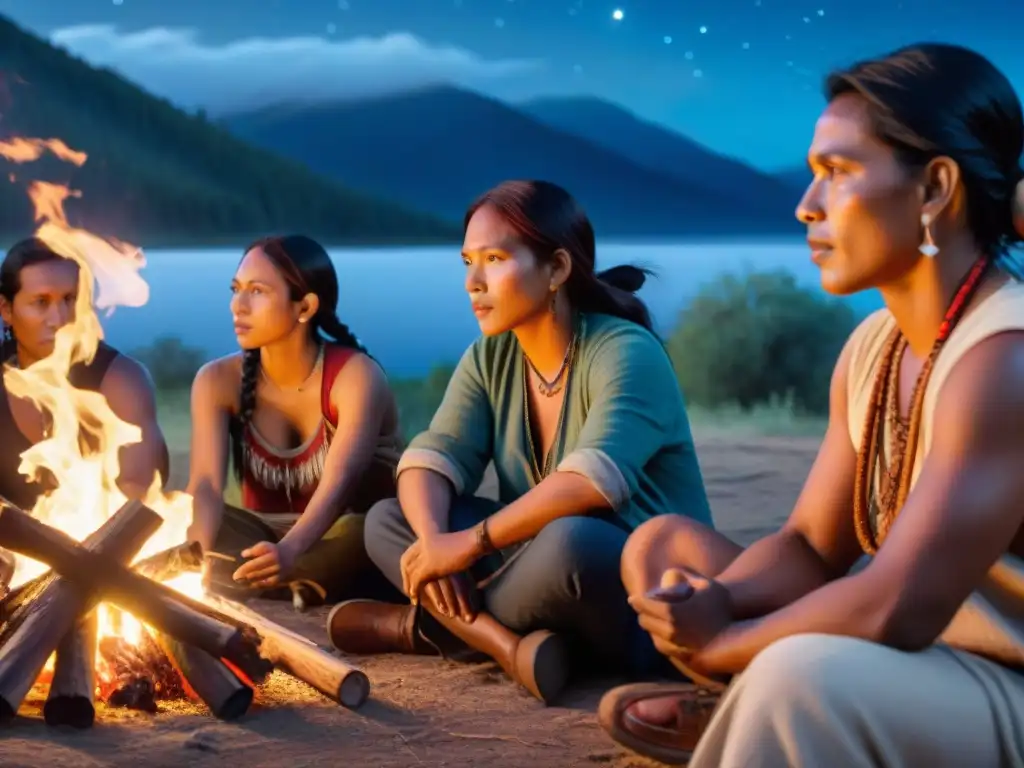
[2,432,819,768]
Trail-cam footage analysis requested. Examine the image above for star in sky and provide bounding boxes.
[8,0,1023,171]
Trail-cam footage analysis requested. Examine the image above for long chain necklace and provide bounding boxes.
[523,331,574,398]
[853,256,991,555]
[523,319,580,482]
[260,344,324,392]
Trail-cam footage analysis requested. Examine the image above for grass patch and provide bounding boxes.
[156,388,192,454]
[687,400,827,438]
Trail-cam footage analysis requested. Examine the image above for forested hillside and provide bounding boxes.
[0,16,456,244]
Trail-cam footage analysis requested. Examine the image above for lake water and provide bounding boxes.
[98,239,883,377]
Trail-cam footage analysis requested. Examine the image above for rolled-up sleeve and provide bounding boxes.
[397,342,493,495]
[556,326,680,510]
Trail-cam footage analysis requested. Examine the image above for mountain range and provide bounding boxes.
[0,13,805,243]
[224,86,805,237]
[0,15,455,244]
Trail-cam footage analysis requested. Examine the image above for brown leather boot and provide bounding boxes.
[424,606,570,705]
[327,599,436,655]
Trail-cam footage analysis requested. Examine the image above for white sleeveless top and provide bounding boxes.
[845,278,1024,669]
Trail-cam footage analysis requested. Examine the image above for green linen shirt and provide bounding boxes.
[397,312,713,531]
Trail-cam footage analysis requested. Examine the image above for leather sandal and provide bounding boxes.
[598,682,721,765]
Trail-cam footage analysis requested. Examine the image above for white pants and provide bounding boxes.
[689,633,1024,767]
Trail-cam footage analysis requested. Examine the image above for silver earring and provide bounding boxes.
[919,213,939,257]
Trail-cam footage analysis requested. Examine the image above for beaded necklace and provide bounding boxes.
[853,256,991,555]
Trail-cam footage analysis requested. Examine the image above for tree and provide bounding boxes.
[130,336,206,390]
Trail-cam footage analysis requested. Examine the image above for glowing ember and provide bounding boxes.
[0,136,203,699]
[97,632,186,710]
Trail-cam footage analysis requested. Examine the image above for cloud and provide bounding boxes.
[50,25,543,114]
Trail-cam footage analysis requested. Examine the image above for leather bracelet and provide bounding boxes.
[475,518,496,556]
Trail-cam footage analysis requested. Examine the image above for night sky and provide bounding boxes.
[1,0,1021,171]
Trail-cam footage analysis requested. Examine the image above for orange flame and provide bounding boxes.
[0,137,87,166]
[0,137,201,654]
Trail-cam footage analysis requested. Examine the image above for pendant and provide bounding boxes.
[536,380,564,397]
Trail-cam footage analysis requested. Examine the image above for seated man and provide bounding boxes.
[600,43,1024,766]
[0,237,169,583]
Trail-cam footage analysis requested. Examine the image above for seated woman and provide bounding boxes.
[599,42,1024,767]
[0,237,170,583]
[185,234,403,607]
[328,180,714,704]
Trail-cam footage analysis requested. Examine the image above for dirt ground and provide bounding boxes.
[2,432,819,768]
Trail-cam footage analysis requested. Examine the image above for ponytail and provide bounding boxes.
[997,174,1024,280]
[567,263,656,333]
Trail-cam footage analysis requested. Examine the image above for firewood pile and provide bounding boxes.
[0,499,370,727]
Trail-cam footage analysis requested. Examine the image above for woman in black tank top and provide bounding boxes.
[0,238,170,550]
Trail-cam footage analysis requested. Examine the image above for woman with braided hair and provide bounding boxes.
[599,43,1024,766]
[185,234,402,606]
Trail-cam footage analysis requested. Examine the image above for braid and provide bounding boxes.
[317,313,368,355]
[229,349,260,481]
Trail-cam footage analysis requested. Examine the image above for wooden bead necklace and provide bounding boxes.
[852,256,991,555]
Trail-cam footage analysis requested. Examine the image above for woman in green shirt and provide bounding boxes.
[328,180,714,704]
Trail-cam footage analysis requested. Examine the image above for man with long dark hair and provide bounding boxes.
[0,237,169,587]
[601,42,1024,767]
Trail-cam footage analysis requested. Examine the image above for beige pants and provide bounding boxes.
[689,633,1024,767]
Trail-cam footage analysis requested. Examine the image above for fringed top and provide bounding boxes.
[239,345,401,516]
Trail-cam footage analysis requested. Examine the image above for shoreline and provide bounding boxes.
[0,230,805,252]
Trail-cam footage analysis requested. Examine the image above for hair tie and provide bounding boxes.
[1013,176,1024,240]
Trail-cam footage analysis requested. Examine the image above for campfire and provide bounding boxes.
[0,137,370,727]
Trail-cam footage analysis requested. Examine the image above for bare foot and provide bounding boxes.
[630,695,685,727]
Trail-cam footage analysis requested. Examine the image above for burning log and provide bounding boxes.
[0,502,272,684]
[0,500,161,724]
[44,612,98,727]
[131,541,204,582]
[204,595,370,709]
[153,633,253,720]
[2,540,205,620]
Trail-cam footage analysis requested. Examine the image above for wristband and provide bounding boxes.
[475,518,496,555]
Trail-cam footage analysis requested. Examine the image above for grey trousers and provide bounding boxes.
[364,495,663,675]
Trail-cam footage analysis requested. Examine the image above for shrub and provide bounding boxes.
[667,270,856,415]
[390,362,457,442]
[130,335,206,390]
